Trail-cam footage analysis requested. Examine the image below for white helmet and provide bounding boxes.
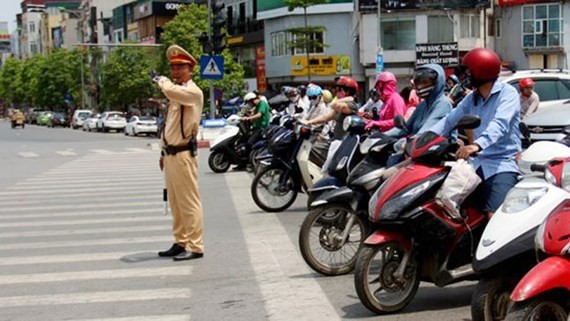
[244,92,257,103]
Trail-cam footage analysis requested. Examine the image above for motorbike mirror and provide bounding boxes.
[454,114,480,130]
[520,123,532,141]
[394,115,406,130]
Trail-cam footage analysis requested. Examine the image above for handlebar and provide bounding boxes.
[530,164,546,172]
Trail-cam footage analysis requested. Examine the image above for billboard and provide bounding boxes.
[257,0,353,19]
[290,55,351,76]
[358,0,490,11]
[416,42,459,67]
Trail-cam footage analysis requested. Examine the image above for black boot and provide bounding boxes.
[158,243,185,257]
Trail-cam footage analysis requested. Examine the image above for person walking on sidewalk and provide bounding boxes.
[152,44,204,261]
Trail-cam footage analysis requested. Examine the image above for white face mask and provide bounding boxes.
[290,96,299,103]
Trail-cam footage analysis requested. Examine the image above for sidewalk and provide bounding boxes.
[197,126,225,148]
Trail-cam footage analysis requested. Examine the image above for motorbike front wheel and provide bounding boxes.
[208,151,231,173]
[505,296,567,321]
[354,242,419,315]
[471,276,517,321]
[251,166,297,212]
[299,204,367,276]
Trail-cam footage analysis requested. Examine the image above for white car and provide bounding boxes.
[499,69,570,109]
[524,101,570,142]
[124,116,158,136]
[82,113,101,132]
[96,111,126,132]
[71,109,92,129]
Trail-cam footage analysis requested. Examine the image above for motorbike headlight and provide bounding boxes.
[502,187,548,213]
[342,116,352,132]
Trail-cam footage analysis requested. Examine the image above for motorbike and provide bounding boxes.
[353,114,488,315]
[207,115,251,173]
[299,131,398,276]
[470,138,570,321]
[306,115,370,208]
[250,122,323,212]
[503,157,570,321]
[10,111,25,129]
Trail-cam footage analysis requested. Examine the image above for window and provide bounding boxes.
[510,78,570,102]
[29,22,35,33]
[522,4,563,48]
[496,19,502,38]
[460,15,480,38]
[271,31,289,57]
[428,16,454,43]
[292,31,325,55]
[30,42,38,54]
[381,19,416,50]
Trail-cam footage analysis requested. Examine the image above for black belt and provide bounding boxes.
[162,138,197,157]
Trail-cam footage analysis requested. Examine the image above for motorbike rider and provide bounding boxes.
[445,74,460,94]
[519,78,540,119]
[427,48,522,218]
[365,71,406,132]
[359,89,383,120]
[303,84,329,122]
[282,86,301,116]
[297,85,310,117]
[241,92,271,157]
[385,64,454,165]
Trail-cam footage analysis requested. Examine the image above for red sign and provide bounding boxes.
[498,0,547,5]
[255,45,267,93]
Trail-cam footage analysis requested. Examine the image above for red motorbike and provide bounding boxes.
[354,115,488,314]
[505,157,570,321]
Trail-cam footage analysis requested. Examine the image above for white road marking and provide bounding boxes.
[0,235,172,251]
[0,224,165,239]
[0,267,192,285]
[69,315,190,321]
[55,150,78,156]
[18,152,39,158]
[13,177,160,187]
[0,216,168,229]
[225,172,341,321]
[89,149,116,155]
[0,193,160,207]
[0,201,163,213]
[125,148,151,153]
[0,251,130,266]
[0,190,162,202]
[0,288,191,308]
[0,185,159,196]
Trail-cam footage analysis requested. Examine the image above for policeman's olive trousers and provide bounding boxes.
[164,151,204,253]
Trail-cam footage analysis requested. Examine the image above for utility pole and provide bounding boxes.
[207,1,216,119]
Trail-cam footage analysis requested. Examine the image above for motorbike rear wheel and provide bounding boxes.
[505,296,567,321]
[354,242,419,315]
[251,166,297,212]
[208,151,231,173]
[299,204,367,276]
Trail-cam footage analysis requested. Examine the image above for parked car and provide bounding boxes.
[96,111,126,132]
[71,109,92,129]
[36,111,53,126]
[500,69,570,109]
[48,112,70,128]
[524,101,570,143]
[124,115,158,136]
[82,113,100,132]
[29,110,45,125]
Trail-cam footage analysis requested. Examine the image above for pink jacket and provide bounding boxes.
[366,80,406,131]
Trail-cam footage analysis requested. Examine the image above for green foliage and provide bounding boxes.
[160,3,245,105]
[100,45,156,111]
[284,0,330,10]
[0,57,24,105]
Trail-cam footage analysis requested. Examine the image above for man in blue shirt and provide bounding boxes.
[428,48,521,217]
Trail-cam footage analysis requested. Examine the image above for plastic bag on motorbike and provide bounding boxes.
[436,159,481,220]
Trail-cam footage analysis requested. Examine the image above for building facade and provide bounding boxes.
[494,0,569,70]
[357,0,492,88]
[225,0,264,92]
[258,0,365,89]
[18,2,46,59]
[131,0,195,44]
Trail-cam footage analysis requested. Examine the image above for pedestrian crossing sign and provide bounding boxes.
[200,55,224,80]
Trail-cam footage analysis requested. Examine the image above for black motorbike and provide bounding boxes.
[208,119,252,173]
[299,132,398,276]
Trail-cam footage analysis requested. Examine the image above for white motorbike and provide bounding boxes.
[470,140,570,321]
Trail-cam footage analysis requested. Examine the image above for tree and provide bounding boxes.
[100,45,156,112]
[284,0,329,82]
[160,3,245,114]
[0,57,24,107]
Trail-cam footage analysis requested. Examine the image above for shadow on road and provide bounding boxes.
[120,252,164,263]
[339,284,474,319]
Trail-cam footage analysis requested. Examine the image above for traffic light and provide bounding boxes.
[198,32,213,55]
[211,0,226,54]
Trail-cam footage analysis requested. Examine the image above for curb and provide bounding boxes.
[198,140,210,149]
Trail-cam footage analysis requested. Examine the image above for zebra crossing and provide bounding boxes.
[0,151,195,321]
[17,146,160,158]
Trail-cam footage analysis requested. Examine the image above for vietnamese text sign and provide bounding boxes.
[358,0,490,11]
[290,55,351,76]
[416,42,459,67]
